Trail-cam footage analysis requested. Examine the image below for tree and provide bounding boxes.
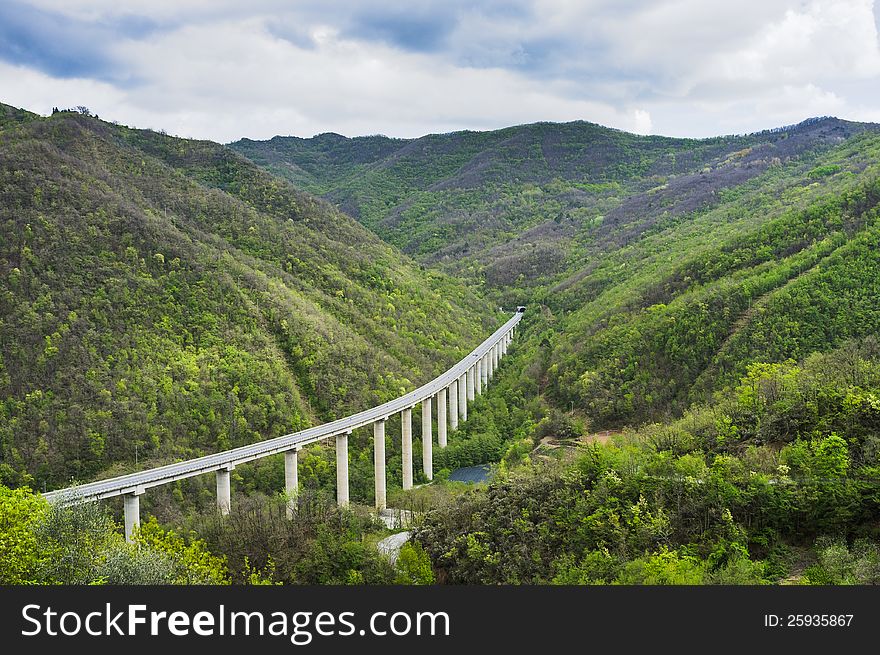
[0,485,49,583]
[394,542,435,585]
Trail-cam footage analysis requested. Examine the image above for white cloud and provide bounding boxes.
[2,1,880,140]
[708,0,880,85]
[631,109,652,135]
[5,17,652,141]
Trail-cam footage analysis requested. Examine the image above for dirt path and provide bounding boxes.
[581,429,620,445]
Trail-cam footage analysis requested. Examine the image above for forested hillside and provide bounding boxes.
[231,117,873,293]
[233,122,751,275]
[236,118,880,430]
[543,131,880,425]
[416,339,880,584]
[0,104,495,492]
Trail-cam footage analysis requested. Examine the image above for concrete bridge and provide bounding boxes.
[43,310,524,542]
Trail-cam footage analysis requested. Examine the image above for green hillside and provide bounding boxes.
[231,117,873,295]
[233,121,748,270]
[416,339,880,584]
[544,130,880,425]
[235,117,880,429]
[0,108,495,491]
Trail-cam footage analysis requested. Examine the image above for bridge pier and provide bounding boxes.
[336,432,350,507]
[493,342,499,372]
[284,448,299,519]
[216,465,234,516]
[449,380,459,430]
[481,354,489,389]
[123,489,143,543]
[374,419,386,511]
[475,359,483,395]
[402,407,413,490]
[437,388,447,448]
[458,373,467,422]
[467,366,475,401]
[422,396,433,481]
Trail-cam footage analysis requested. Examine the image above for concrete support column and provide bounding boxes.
[494,342,500,369]
[437,388,448,448]
[216,466,233,516]
[481,355,489,389]
[123,490,143,543]
[458,373,468,422]
[336,432,350,507]
[422,396,433,481]
[475,358,483,395]
[467,366,475,401]
[374,419,386,511]
[449,380,459,430]
[284,449,299,519]
[402,407,413,490]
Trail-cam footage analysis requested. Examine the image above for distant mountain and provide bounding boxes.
[235,117,880,427]
[0,106,494,490]
[231,117,876,293]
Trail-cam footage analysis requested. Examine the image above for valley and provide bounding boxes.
[3,103,880,585]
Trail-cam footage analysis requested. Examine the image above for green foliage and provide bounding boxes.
[0,485,49,583]
[0,109,494,500]
[808,164,841,178]
[803,537,880,585]
[6,105,880,589]
[614,548,707,584]
[194,493,395,584]
[546,144,880,426]
[394,541,435,585]
[0,484,231,584]
[36,498,120,584]
[415,341,880,584]
[134,517,229,584]
[231,120,791,288]
[237,115,880,438]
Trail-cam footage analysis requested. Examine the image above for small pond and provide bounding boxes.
[448,464,492,484]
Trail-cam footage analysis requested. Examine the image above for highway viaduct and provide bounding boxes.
[44,310,524,542]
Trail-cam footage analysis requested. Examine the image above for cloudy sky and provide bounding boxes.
[2,0,880,142]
